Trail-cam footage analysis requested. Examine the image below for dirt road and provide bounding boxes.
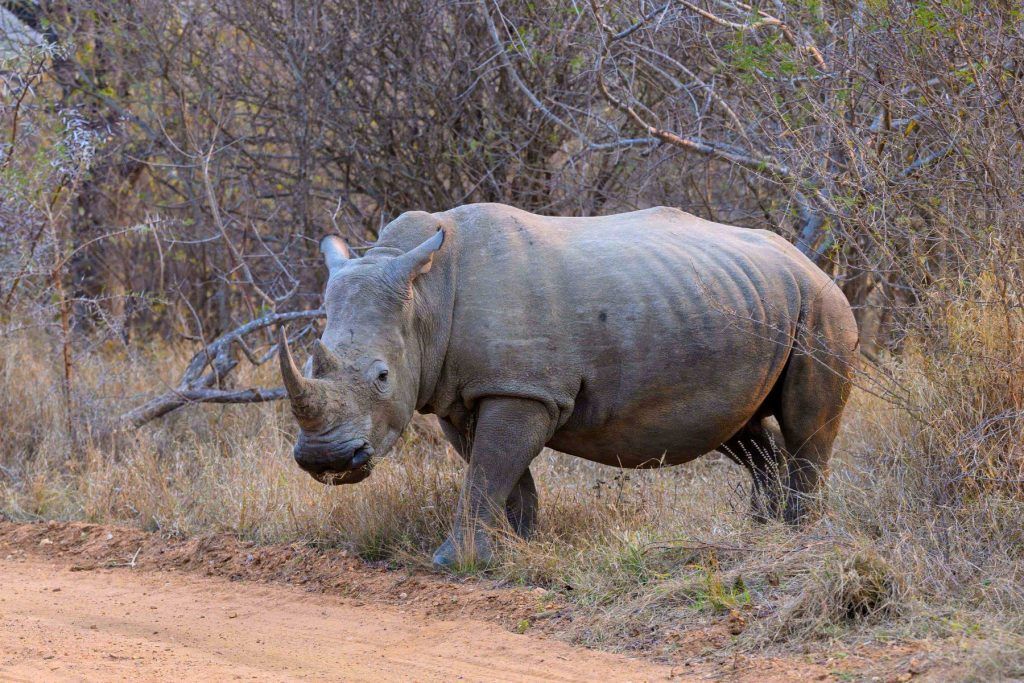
[0,556,675,682]
[0,522,944,682]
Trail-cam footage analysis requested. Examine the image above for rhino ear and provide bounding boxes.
[387,229,445,285]
[320,235,351,275]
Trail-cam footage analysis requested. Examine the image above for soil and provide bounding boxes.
[0,521,946,682]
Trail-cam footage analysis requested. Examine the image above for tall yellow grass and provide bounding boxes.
[1,294,1022,670]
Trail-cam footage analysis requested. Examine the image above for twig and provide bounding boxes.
[201,149,276,310]
[595,59,793,180]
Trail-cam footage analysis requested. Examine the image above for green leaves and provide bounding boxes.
[725,32,795,84]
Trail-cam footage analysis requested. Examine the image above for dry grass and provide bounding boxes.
[1,309,1023,674]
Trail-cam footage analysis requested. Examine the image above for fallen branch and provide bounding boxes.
[115,309,324,429]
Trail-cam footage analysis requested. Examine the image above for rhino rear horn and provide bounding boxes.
[311,340,342,377]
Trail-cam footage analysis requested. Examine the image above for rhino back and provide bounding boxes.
[417,203,845,466]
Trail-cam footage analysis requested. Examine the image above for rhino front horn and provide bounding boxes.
[278,328,324,426]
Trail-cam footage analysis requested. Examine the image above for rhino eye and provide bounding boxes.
[371,361,390,391]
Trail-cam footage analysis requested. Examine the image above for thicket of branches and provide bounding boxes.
[3,1,1018,328]
[1,1,1021,486]
[1,5,1023,663]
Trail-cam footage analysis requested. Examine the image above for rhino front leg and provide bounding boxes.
[437,416,540,539]
[433,398,551,568]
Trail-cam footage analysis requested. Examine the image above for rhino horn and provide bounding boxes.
[311,339,342,377]
[278,328,325,425]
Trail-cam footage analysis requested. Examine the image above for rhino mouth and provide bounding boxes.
[294,436,376,485]
[310,458,375,485]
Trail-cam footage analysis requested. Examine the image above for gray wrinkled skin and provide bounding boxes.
[281,203,858,567]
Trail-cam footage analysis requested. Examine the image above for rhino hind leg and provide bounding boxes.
[720,420,788,523]
[505,468,538,537]
[773,316,856,524]
[776,392,844,525]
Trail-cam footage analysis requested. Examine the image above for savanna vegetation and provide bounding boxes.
[1,0,1022,677]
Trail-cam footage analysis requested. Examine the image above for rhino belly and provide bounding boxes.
[546,383,766,468]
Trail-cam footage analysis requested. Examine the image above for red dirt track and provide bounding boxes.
[0,521,941,681]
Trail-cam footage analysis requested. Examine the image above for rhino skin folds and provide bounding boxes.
[282,203,859,566]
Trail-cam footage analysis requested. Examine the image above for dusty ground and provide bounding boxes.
[0,521,944,681]
[0,557,683,681]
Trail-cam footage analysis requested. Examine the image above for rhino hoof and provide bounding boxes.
[432,533,495,570]
[432,538,457,569]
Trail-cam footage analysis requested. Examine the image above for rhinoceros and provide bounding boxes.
[279,203,858,566]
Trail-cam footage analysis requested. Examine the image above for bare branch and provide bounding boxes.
[116,386,287,428]
[201,150,276,310]
[479,0,586,142]
[595,59,794,181]
[115,309,324,429]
